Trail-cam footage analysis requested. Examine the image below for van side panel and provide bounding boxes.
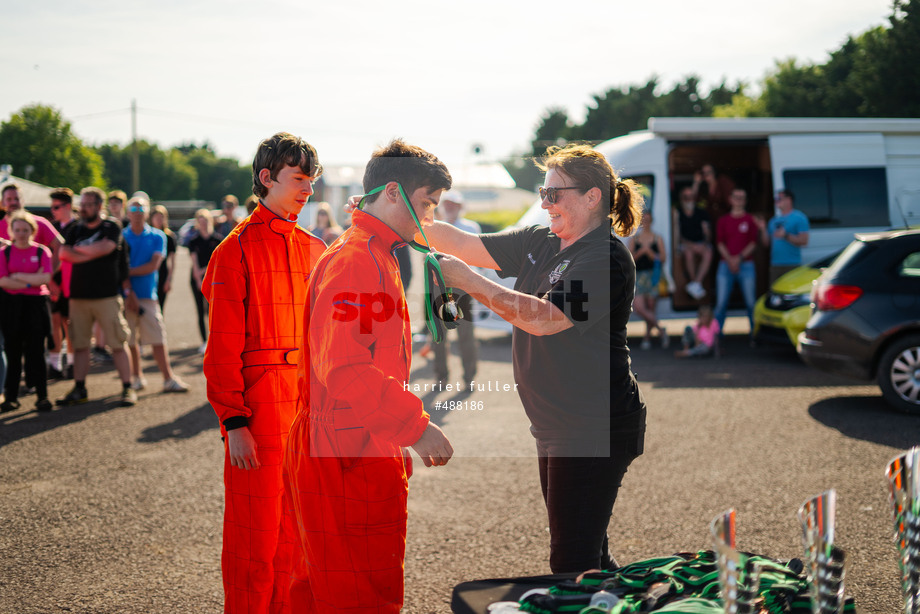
[885,135,920,228]
[769,133,889,263]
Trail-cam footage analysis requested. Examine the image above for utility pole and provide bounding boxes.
[131,99,139,194]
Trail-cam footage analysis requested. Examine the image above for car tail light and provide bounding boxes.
[813,283,863,311]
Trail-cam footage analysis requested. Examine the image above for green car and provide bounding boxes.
[753,252,840,346]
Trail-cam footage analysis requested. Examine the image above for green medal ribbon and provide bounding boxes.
[357,183,462,344]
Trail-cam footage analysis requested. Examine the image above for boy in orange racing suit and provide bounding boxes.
[284,139,454,613]
[203,132,327,614]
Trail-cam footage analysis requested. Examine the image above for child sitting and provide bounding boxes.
[674,304,720,358]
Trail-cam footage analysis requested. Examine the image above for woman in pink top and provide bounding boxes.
[0,210,53,412]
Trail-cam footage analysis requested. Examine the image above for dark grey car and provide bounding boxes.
[797,229,920,414]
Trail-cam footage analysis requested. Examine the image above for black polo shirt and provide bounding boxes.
[480,222,644,444]
[62,219,126,300]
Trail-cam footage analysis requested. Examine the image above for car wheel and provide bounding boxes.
[877,333,920,415]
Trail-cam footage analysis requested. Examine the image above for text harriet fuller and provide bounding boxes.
[402,380,519,393]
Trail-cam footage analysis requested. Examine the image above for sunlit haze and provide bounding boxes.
[1,0,892,166]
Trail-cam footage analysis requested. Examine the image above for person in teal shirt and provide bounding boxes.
[759,189,810,283]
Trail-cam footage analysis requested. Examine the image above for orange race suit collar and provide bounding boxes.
[350,208,408,253]
[253,201,301,235]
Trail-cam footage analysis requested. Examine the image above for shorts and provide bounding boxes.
[635,269,659,297]
[125,298,166,346]
[69,296,130,351]
[50,295,70,317]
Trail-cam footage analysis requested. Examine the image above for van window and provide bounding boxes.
[783,168,888,228]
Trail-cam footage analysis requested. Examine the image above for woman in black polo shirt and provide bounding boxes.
[431,144,646,574]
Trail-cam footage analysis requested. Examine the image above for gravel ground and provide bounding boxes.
[1,250,915,613]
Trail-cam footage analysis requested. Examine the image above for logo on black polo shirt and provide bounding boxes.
[548,260,570,284]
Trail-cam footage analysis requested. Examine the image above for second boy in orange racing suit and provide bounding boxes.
[203,133,327,614]
[284,140,454,613]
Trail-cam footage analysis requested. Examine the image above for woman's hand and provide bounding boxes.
[436,253,474,288]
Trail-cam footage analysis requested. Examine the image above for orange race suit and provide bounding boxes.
[284,208,429,613]
[202,203,327,614]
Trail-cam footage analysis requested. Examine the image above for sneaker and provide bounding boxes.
[57,387,88,406]
[120,387,138,407]
[47,367,65,380]
[162,378,190,393]
[0,400,20,413]
[640,338,652,350]
[687,281,707,300]
[130,376,147,391]
[660,327,670,349]
[35,398,53,412]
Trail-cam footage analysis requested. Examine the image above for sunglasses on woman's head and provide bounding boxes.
[538,186,582,204]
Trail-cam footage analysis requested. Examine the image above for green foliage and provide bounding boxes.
[761,0,919,117]
[0,104,105,188]
[527,0,919,149]
[179,143,252,205]
[712,93,768,117]
[465,206,530,232]
[95,141,197,200]
[530,76,744,157]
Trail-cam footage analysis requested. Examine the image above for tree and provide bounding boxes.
[862,0,920,116]
[0,104,105,188]
[529,76,744,151]
[751,0,919,118]
[531,107,574,157]
[95,141,197,200]
[178,143,251,204]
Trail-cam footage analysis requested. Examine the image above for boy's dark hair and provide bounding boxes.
[363,139,452,204]
[252,132,323,198]
[1,183,19,198]
[778,189,795,203]
[50,187,74,204]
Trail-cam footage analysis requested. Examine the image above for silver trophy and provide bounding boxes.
[798,489,847,614]
[886,446,920,614]
[710,509,762,614]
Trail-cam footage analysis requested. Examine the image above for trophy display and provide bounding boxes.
[886,446,920,614]
[798,489,846,614]
[710,509,762,614]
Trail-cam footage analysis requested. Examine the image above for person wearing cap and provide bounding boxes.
[431,189,479,383]
[106,190,130,228]
[215,194,241,238]
[756,189,810,283]
[202,132,328,614]
[123,196,190,394]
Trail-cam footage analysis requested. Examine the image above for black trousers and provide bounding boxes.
[535,395,646,574]
[1,293,51,402]
[190,275,208,343]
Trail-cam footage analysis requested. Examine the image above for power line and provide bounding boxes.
[70,108,131,120]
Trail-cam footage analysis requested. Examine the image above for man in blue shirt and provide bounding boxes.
[758,189,810,283]
[123,195,189,393]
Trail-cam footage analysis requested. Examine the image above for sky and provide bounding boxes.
[0,0,894,169]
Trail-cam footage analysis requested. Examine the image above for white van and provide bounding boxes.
[507,117,920,315]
